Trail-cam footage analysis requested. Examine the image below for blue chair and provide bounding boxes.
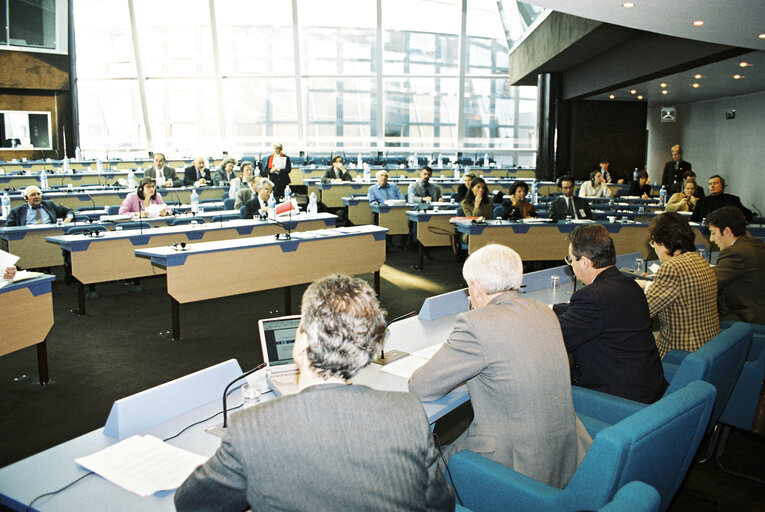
[170,216,205,226]
[239,205,247,218]
[599,481,661,512]
[65,225,106,236]
[106,205,121,215]
[448,381,715,512]
[210,214,241,223]
[76,206,102,212]
[492,205,503,219]
[223,197,235,210]
[199,198,221,211]
[116,221,149,231]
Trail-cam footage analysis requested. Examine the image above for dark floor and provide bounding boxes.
[1,246,763,510]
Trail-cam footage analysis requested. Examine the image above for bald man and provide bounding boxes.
[183,157,213,187]
[6,186,74,226]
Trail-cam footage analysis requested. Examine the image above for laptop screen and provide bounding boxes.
[259,315,301,367]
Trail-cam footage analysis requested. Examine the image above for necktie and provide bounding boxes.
[35,207,42,224]
[425,184,431,198]
[568,198,577,219]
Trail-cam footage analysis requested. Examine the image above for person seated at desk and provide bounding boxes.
[691,174,753,223]
[322,155,352,183]
[234,172,261,210]
[460,177,493,219]
[598,156,625,184]
[409,244,591,488]
[499,180,536,220]
[549,175,593,221]
[260,142,292,198]
[176,274,454,512]
[119,177,169,217]
[627,169,652,198]
[145,152,181,188]
[242,178,274,219]
[578,170,611,198]
[665,178,698,212]
[183,156,212,187]
[6,185,74,226]
[238,161,255,190]
[407,166,442,203]
[636,213,719,358]
[367,170,404,204]
[670,170,704,198]
[554,224,667,403]
[708,206,765,325]
[455,172,476,203]
[212,157,238,186]
[661,144,692,188]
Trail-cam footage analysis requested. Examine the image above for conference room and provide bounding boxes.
[1,1,764,510]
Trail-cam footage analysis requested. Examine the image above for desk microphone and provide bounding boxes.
[84,193,97,223]
[221,363,266,429]
[374,311,417,365]
[137,200,145,234]
[271,218,292,240]
[752,204,762,227]
[170,190,183,216]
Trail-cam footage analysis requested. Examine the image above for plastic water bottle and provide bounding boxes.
[190,189,199,214]
[483,153,489,167]
[659,185,667,206]
[39,169,48,190]
[75,146,81,161]
[97,159,103,173]
[633,168,638,181]
[62,156,70,174]
[127,169,136,189]
[531,181,539,204]
[453,163,460,180]
[1,193,10,218]
[228,180,238,199]
[284,185,292,201]
[437,153,444,168]
[413,153,419,168]
[268,194,276,220]
[363,163,370,181]
[357,154,363,168]
[308,192,318,216]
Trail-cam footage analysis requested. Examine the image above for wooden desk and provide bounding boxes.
[370,203,412,236]
[1,222,111,268]
[406,210,460,270]
[0,275,55,385]
[47,214,337,315]
[0,172,146,190]
[342,196,375,226]
[8,187,226,209]
[136,225,387,340]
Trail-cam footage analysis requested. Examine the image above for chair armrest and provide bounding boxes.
[448,451,560,512]
[663,361,680,382]
[662,350,690,365]
[572,386,645,425]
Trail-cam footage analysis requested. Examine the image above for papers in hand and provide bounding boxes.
[75,435,208,497]
[145,204,166,218]
[380,343,443,379]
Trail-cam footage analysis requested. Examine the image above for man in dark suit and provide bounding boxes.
[553,224,667,404]
[691,175,753,222]
[661,144,692,188]
[408,166,442,203]
[183,156,212,187]
[175,275,454,512]
[145,152,181,187]
[6,185,74,226]
[321,155,352,183]
[241,178,273,219]
[549,175,593,221]
[260,143,292,198]
[708,206,765,324]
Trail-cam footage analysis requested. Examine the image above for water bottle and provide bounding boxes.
[659,185,667,206]
[531,181,539,205]
[62,156,70,174]
[97,159,103,173]
[127,169,136,189]
[308,192,318,216]
[190,189,199,214]
[39,169,48,190]
[1,193,10,218]
[228,180,238,199]
[363,163,370,181]
[437,153,444,168]
[284,185,292,205]
[483,153,489,167]
[413,153,419,168]
[453,163,460,180]
[75,146,81,161]
[357,154,363,168]
[633,168,638,181]
[268,194,276,220]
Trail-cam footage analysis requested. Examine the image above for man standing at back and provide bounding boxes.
[549,175,593,221]
[176,274,454,512]
[708,206,765,324]
[554,224,667,403]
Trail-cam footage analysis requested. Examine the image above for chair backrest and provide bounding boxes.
[598,481,661,512]
[76,206,101,212]
[170,216,205,226]
[65,225,107,236]
[106,205,121,215]
[564,380,715,512]
[719,323,765,429]
[116,221,148,231]
[239,205,247,218]
[493,205,503,219]
[223,197,235,210]
[210,214,241,223]
[665,322,752,427]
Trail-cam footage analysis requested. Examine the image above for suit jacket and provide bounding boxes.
[175,384,454,512]
[183,166,213,187]
[260,154,292,197]
[144,166,181,187]
[715,235,765,325]
[410,291,591,489]
[242,196,267,219]
[691,192,753,222]
[661,159,692,187]
[665,192,698,212]
[6,201,74,226]
[628,182,652,197]
[321,166,352,183]
[408,180,442,203]
[212,167,238,186]
[645,251,720,357]
[549,196,593,221]
[553,266,667,404]
[460,199,494,219]
[234,187,254,210]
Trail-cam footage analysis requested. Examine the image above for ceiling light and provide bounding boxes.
[660,83,667,88]
[759,34,765,39]
[733,74,743,79]
[693,20,704,26]
[637,95,643,100]
[609,94,615,99]
[692,83,700,88]
[622,2,634,7]
[739,62,750,67]
[662,90,668,95]
[694,74,702,79]
[630,89,637,94]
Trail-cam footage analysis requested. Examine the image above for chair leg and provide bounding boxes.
[695,423,722,464]
[714,424,765,484]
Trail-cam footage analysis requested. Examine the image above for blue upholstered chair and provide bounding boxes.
[447,381,715,512]
[599,481,661,512]
[106,205,121,215]
[210,214,242,223]
[115,221,149,231]
[169,216,205,226]
[223,197,235,210]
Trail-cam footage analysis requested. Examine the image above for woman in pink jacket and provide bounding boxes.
[119,177,169,217]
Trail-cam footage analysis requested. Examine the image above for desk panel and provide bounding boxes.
[9,187,226,209]
[2,223,110,268]
[0,277,54,357]
[407,211,458,247]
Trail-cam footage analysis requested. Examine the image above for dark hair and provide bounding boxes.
[709,174,726,190]
[509,180,529,196]
[635,169,648,180]
[682,169,696,179]
[464,177,490,206]
[707,206,747,237]
[599,156,610,164]
[331,155,344,164]
[649,212,695,254]
[557,175,574,188]
[136,177,157,200]
[421,165,433,174]
[589,170,601,185]
[567,224,615,268]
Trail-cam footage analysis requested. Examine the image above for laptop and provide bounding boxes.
[258,315,302,396]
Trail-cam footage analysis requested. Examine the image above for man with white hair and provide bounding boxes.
[6,185,74,226]
[409,244,591,489]
[367,170,404,204]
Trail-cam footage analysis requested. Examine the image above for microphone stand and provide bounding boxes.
[374,311,417,365]
[85,193,97,224]
[272,218,292,240]
[205,363,267,437]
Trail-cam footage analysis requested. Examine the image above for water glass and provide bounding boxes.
[697,248,707,261]
[635,257,644,274]
[550,275,560,290]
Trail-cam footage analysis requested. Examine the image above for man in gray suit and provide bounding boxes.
[409,244,591,489]
[144,152,181,188]
[176,274,454,512]
[408,165,442,203]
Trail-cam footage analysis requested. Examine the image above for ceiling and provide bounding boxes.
[526,0,765,106]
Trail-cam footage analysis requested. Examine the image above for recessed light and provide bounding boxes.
[759,34,765,39]
[694,74,702,79]
[662,90,668,95]
[660,83,667,88]
[637,95,643,100]
[739,62,750,67]
[630,89,637,94]
[692,83,700,88]
[733,74,744,79]
[622,2,634,7]
[693,20,704,26]
[609,94,615,99]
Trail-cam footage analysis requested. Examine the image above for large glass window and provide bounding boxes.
[2,0,57,50]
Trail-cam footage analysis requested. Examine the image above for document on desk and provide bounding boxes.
[380,343,444,379]
[0,250,20,289]
[75,435,208,497]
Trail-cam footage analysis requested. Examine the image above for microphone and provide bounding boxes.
[84,193,97,223]
[374,311,417,365]
[137,197,145,234]
[752,204,762,227]
[170,189,184,216]
[271,218,292,240]
[221,363,266,429]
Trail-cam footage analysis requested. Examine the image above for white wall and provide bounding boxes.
[646,91,765,212]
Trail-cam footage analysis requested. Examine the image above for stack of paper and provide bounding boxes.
[380,343,443,379]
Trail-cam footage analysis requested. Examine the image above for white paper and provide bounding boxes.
[273,155,287,170]
[75,435,208,497]
[145,204,166,218]
[0,250,21,289]
[380,343,444,379]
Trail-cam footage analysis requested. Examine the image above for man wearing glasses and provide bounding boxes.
[322,156,352,183]
[554,224,666,404]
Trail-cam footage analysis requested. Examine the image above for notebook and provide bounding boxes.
[258,315,302,396]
